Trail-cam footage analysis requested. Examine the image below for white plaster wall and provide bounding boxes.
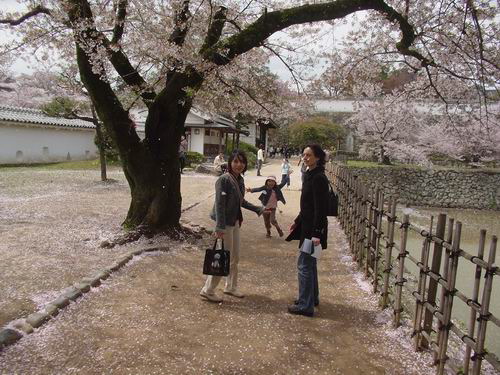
[0,123,98,164]
[315,99,356,113]
[190,128,204,154]
[239,123,257,146]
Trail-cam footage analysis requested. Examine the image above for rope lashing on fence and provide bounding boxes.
[393,307,405,315]
[443,288,457,297]
[400,221,410,229]
[387,214,397,223]
[437,321,454,332]
[396,251,409,260]
[477,312,492,322]
[471,351,487,361]
[383,265,393,274]
[485,266,499,277]
[394,277,408,286]
[465,298,481,310]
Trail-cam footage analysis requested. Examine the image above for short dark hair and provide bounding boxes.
[227,149,248,174]
[305,144,326,167]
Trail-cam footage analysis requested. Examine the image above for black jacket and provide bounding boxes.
[287,166,329,249]
[250,179,287,206]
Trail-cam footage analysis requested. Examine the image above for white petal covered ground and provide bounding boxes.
[0,161,476,374]
[0,167,216,327]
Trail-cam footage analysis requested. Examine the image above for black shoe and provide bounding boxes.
[287,305,313,317]
[294,299,319,307]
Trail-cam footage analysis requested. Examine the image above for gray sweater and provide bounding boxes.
[210,173,263,232]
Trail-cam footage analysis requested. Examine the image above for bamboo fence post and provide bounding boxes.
[345,173,352,249]
[381,197,397,308]
[422,214,447,349]
[358,185,368,267]
[437,221,462,375]
[349,173,357,253]
[413,217,434,351]
[373,190,384,293]
[434,217,454,364]
[340,168,347,229]
[394,214,410,328]
[471,235,497,375]
[463,230,486,374]
[365,187,374,278]
[352,179,361,261]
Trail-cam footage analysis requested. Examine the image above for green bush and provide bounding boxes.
[227,140,258,155]
[185,151,204,166]
[246,152,256,169]
[226,141,258,169]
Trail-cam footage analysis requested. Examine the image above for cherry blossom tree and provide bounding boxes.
[348,84,429,165]
[0,0,480,233]
[314,1,499,167]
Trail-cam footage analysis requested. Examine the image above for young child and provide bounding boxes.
[246,176,286,238]
[280,158,292,188]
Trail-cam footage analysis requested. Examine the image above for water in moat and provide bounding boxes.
[394,207,500,357]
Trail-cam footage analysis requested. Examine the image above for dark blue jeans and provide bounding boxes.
[296,251,319,313]
[281,174,290,187]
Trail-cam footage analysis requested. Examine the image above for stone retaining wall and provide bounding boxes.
[346,166,500,210]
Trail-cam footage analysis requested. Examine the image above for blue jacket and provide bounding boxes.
[249,179,287,206]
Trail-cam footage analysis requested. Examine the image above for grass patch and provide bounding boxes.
[0,159,122,171]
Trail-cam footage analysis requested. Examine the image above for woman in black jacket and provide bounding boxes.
[286,144,329,317]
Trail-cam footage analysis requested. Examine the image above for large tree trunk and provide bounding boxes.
[77,38,204,231]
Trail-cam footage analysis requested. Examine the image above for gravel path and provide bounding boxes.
[0,161,436,374]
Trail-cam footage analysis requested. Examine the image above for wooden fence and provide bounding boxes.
[327,163,500,375]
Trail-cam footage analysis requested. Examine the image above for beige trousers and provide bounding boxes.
[202,225,241,294]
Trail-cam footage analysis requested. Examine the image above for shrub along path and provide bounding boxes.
[0,159,434,374]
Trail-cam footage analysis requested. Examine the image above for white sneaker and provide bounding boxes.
[200,290,223,303]
[223,289,245,298]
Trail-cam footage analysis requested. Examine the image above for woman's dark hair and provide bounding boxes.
[227,149,248,174]
[305,144,326,167]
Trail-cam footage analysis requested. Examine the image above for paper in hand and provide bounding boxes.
[300,238,322,259]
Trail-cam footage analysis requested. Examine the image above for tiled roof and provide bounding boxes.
[0,105,96,129]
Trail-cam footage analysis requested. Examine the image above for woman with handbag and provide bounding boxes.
[200,150,264,303]
[286,144,329,317]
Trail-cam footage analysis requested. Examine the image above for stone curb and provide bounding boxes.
[0,246,171,352]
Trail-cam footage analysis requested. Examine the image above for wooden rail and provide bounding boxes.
[327,163,499,375]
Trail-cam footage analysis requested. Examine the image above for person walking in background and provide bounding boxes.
[200,150,264,303]
[246,176,286,238]
[179,135,188,174]
[280,158,292,188]
[286,144,329,317]
[256,144,264,176]
[213,152,227,175]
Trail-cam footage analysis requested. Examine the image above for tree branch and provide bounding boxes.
[0,5,51,26]
[168,0,191,46]
[262,44,305,94]
[111,0,128,44]
[200,6,228,56]
[66,0,138,149]
[204,0,434,69]
[217,74,271,114]
[69,0,156,106]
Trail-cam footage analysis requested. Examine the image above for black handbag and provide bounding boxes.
[327,182,339,217]
[203,239,230,276]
